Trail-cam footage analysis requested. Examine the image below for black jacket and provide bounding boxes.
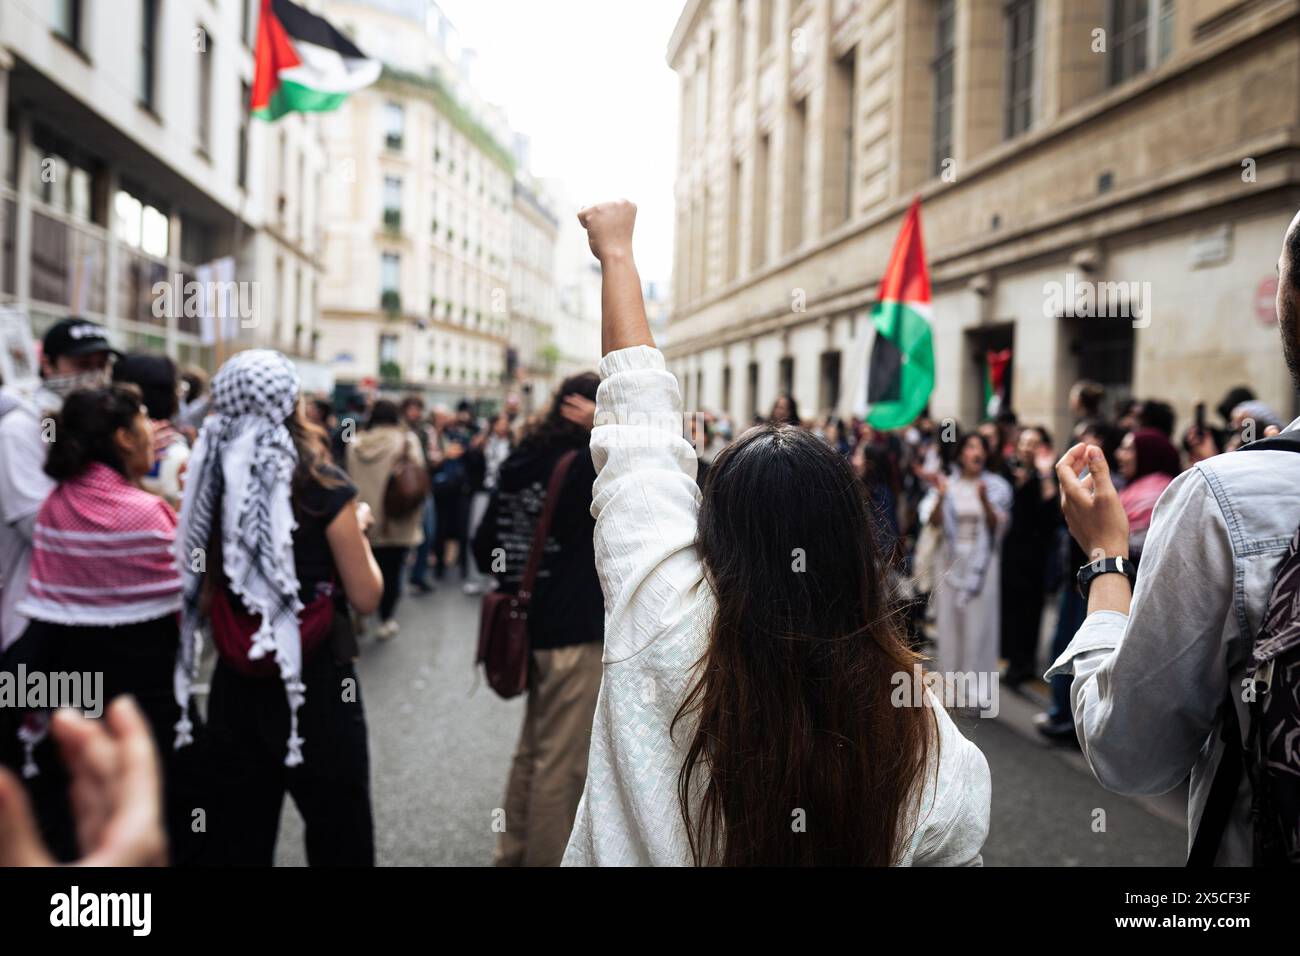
[472,441,603,649]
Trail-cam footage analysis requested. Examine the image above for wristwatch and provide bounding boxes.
[1076,555,1136,598]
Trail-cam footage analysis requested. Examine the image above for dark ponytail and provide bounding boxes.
[44,385,144,481]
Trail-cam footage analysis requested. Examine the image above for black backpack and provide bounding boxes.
[1189,433,1300,866]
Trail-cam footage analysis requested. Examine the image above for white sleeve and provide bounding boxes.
[0,410,53,529]
[590,346,706,662]
[909,703,991,867]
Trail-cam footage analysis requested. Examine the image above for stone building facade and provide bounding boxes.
[666,0,1300,444]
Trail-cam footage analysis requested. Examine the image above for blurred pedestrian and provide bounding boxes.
[176,350,383,866]
[347,400,425,639]
[113,353,190,510]
[474,375,602,867]
[1000,426,1059,687]
[1115,427,1182,568]
[0,317,117,652]
[1,385,206,863]
[921,432,1011,677]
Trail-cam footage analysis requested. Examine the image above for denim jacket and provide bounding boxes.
[1046,419,1300,866]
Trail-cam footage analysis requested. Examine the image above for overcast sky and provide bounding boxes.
[435,0,682,287]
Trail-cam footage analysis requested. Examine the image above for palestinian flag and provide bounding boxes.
[983,348,1012,417]
[252,0,380,121]
[863,198,935,430]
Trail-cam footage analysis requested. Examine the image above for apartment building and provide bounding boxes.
[666,0,1300,444]
[315,0,515,405]
[510,175,559,409]
[0,0,329,386]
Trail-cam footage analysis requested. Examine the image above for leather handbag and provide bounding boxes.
[476,449,578,699]
[383,433,430,524]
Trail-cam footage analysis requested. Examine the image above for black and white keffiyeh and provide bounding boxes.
[173,350,307,765]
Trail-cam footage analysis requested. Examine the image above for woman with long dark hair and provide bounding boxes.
[563,201,989,866]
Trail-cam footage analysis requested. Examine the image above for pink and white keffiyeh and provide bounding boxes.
[18,462,182,626]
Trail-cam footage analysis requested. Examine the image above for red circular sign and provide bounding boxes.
[1257,277,1279,324]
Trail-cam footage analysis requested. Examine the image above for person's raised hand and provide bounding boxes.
[1056,443,1129,559]
[577,200,636,264]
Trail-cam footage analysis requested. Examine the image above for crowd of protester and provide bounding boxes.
[2,199,1299,868]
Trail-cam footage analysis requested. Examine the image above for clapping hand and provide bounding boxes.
[0,697,167,867]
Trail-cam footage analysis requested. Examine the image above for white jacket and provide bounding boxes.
[563,346,991,866]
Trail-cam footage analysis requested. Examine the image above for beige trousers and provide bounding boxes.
[495,641,603,867]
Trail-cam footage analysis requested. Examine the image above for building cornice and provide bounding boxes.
[667,0,707,71]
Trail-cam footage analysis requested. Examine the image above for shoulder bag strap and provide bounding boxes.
[1187,689,1244,866]
[518,449,578,601]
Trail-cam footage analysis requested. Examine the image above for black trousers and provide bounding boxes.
[206,647,374,866]
[433,490,469,578]
[372,545,408,620]
[1001,578,1046,679]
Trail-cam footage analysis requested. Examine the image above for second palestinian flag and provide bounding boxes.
[252,0,380,121]
[865,198,935,430]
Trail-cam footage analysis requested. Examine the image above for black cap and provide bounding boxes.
[42,317,120,362]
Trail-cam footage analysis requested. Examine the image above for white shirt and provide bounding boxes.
[0,387,56,648]
[562,345,991,866]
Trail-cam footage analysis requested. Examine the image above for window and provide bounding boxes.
[758,0,775,51]
[733,0,747,89]
[383,176,402,229]
[196,28,213,155]
[384,102,404,151]
[238,82,251,188]
[751,132,770,270]
[1108,0,1175,87]
[52,0,82,48]
[932,0,956,175]
[1109,0,1148,85]
[820,351,842,413]
[1004,0,1037,139]
[779,356,795,398]
[113,189,169,259]
[381,252,400,293]
[241,0,256,49]
[727,158,742,283]
[784,98,807,253]
[379,334,399,365]
[746,361,759,421]
[139,0,159,108]
[827,48,856,228]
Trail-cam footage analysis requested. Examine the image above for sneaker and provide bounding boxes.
[462,581,483,596]
[409,579,434,595]
[376,619,400,641]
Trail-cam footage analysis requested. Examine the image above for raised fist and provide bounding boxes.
[577,200,637,263]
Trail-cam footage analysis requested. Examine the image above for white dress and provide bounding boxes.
[928,477,1006,677]
[562,345,991,867]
